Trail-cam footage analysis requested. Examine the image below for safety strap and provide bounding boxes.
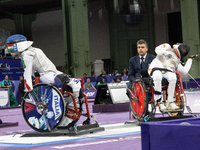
[56,73,70,84]
[154,91,161,95]
[150,67,172,76]
[154,91,161,102]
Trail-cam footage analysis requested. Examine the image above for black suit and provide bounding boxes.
[128,53,155,85]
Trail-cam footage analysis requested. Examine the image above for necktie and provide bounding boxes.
[141,57,144,69]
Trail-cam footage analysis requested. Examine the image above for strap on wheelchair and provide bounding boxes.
[56,73,70,85]
[154,91,161,95]
[154,91,161,102]
[56,74,71,91]
[150,67,172,76]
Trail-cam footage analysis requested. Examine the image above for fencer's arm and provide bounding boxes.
[155,43,171,55]
[176,59,193,75]
[23,55,34,91]
[188,54,198,59]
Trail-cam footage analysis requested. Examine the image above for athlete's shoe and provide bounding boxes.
[159,102,166,111]
[167,102,179,110]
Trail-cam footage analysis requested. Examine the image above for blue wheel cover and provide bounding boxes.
[23,85,64,131]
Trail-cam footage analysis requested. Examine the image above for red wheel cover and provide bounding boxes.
[131,82,146,117]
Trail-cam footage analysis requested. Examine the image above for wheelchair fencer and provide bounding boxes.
[22,74,92,133]
[6,34,98,133]
[128,69,186,122]
[128,42,198,122]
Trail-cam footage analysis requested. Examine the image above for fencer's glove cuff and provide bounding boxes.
[188,54,198,59]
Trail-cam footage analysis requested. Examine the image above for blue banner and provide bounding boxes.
[24,84,64,131]
[0,59,24,80]
[84,90,97,99]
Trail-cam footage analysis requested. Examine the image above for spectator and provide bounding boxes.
[121,68,128,76]
[92,71,96,77]
[0,41,4,50]
[128,39,155,85]
[1,64,5,68]
[0,41,5,58]
[83,73,87,77]
[122,68,128,81]
[99,69,107,76]
[4,41,12,58]
[0,64,6,70]
[9,76,15,93]
[4,41,7,50]
[97,77,106,87]
[84,78,96,90]
[18,76,25,105]
[2,75,18,106]
[2,75,12,88]
[112,68,120,76]
[112,78,116,83]
[116,77,122,83]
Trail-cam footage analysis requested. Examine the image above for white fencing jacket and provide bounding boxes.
[149,43,192,75]
[21,47,81,92]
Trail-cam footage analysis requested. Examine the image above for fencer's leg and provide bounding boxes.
[60,90,80,127]
[60,78,82,127]
[40,72,56,84]
[154,81,162,101]
[167,81,176,102]
[152,70,166,111]
[60,102,72,127]
[59,94,73,127]
[68,90,80,108]
[164,72,179,110]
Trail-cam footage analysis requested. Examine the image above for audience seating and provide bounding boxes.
[82,75,124,88]
[81,75,200,90]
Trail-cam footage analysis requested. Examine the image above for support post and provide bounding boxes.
[180,0,200,78]
[62,0,91,77]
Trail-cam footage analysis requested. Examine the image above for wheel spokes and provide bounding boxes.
[42,111,52,132]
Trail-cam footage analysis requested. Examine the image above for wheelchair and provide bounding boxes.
[21,76,92,133]
[129,70,185,121]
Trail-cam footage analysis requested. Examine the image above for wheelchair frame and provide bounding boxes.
[60,89,91,124]
[129,71,185,121]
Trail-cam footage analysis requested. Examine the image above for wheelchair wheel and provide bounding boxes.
[129,81,147,120]
[22,83,65,132]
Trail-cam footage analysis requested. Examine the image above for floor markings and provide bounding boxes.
[0,123,141,147]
